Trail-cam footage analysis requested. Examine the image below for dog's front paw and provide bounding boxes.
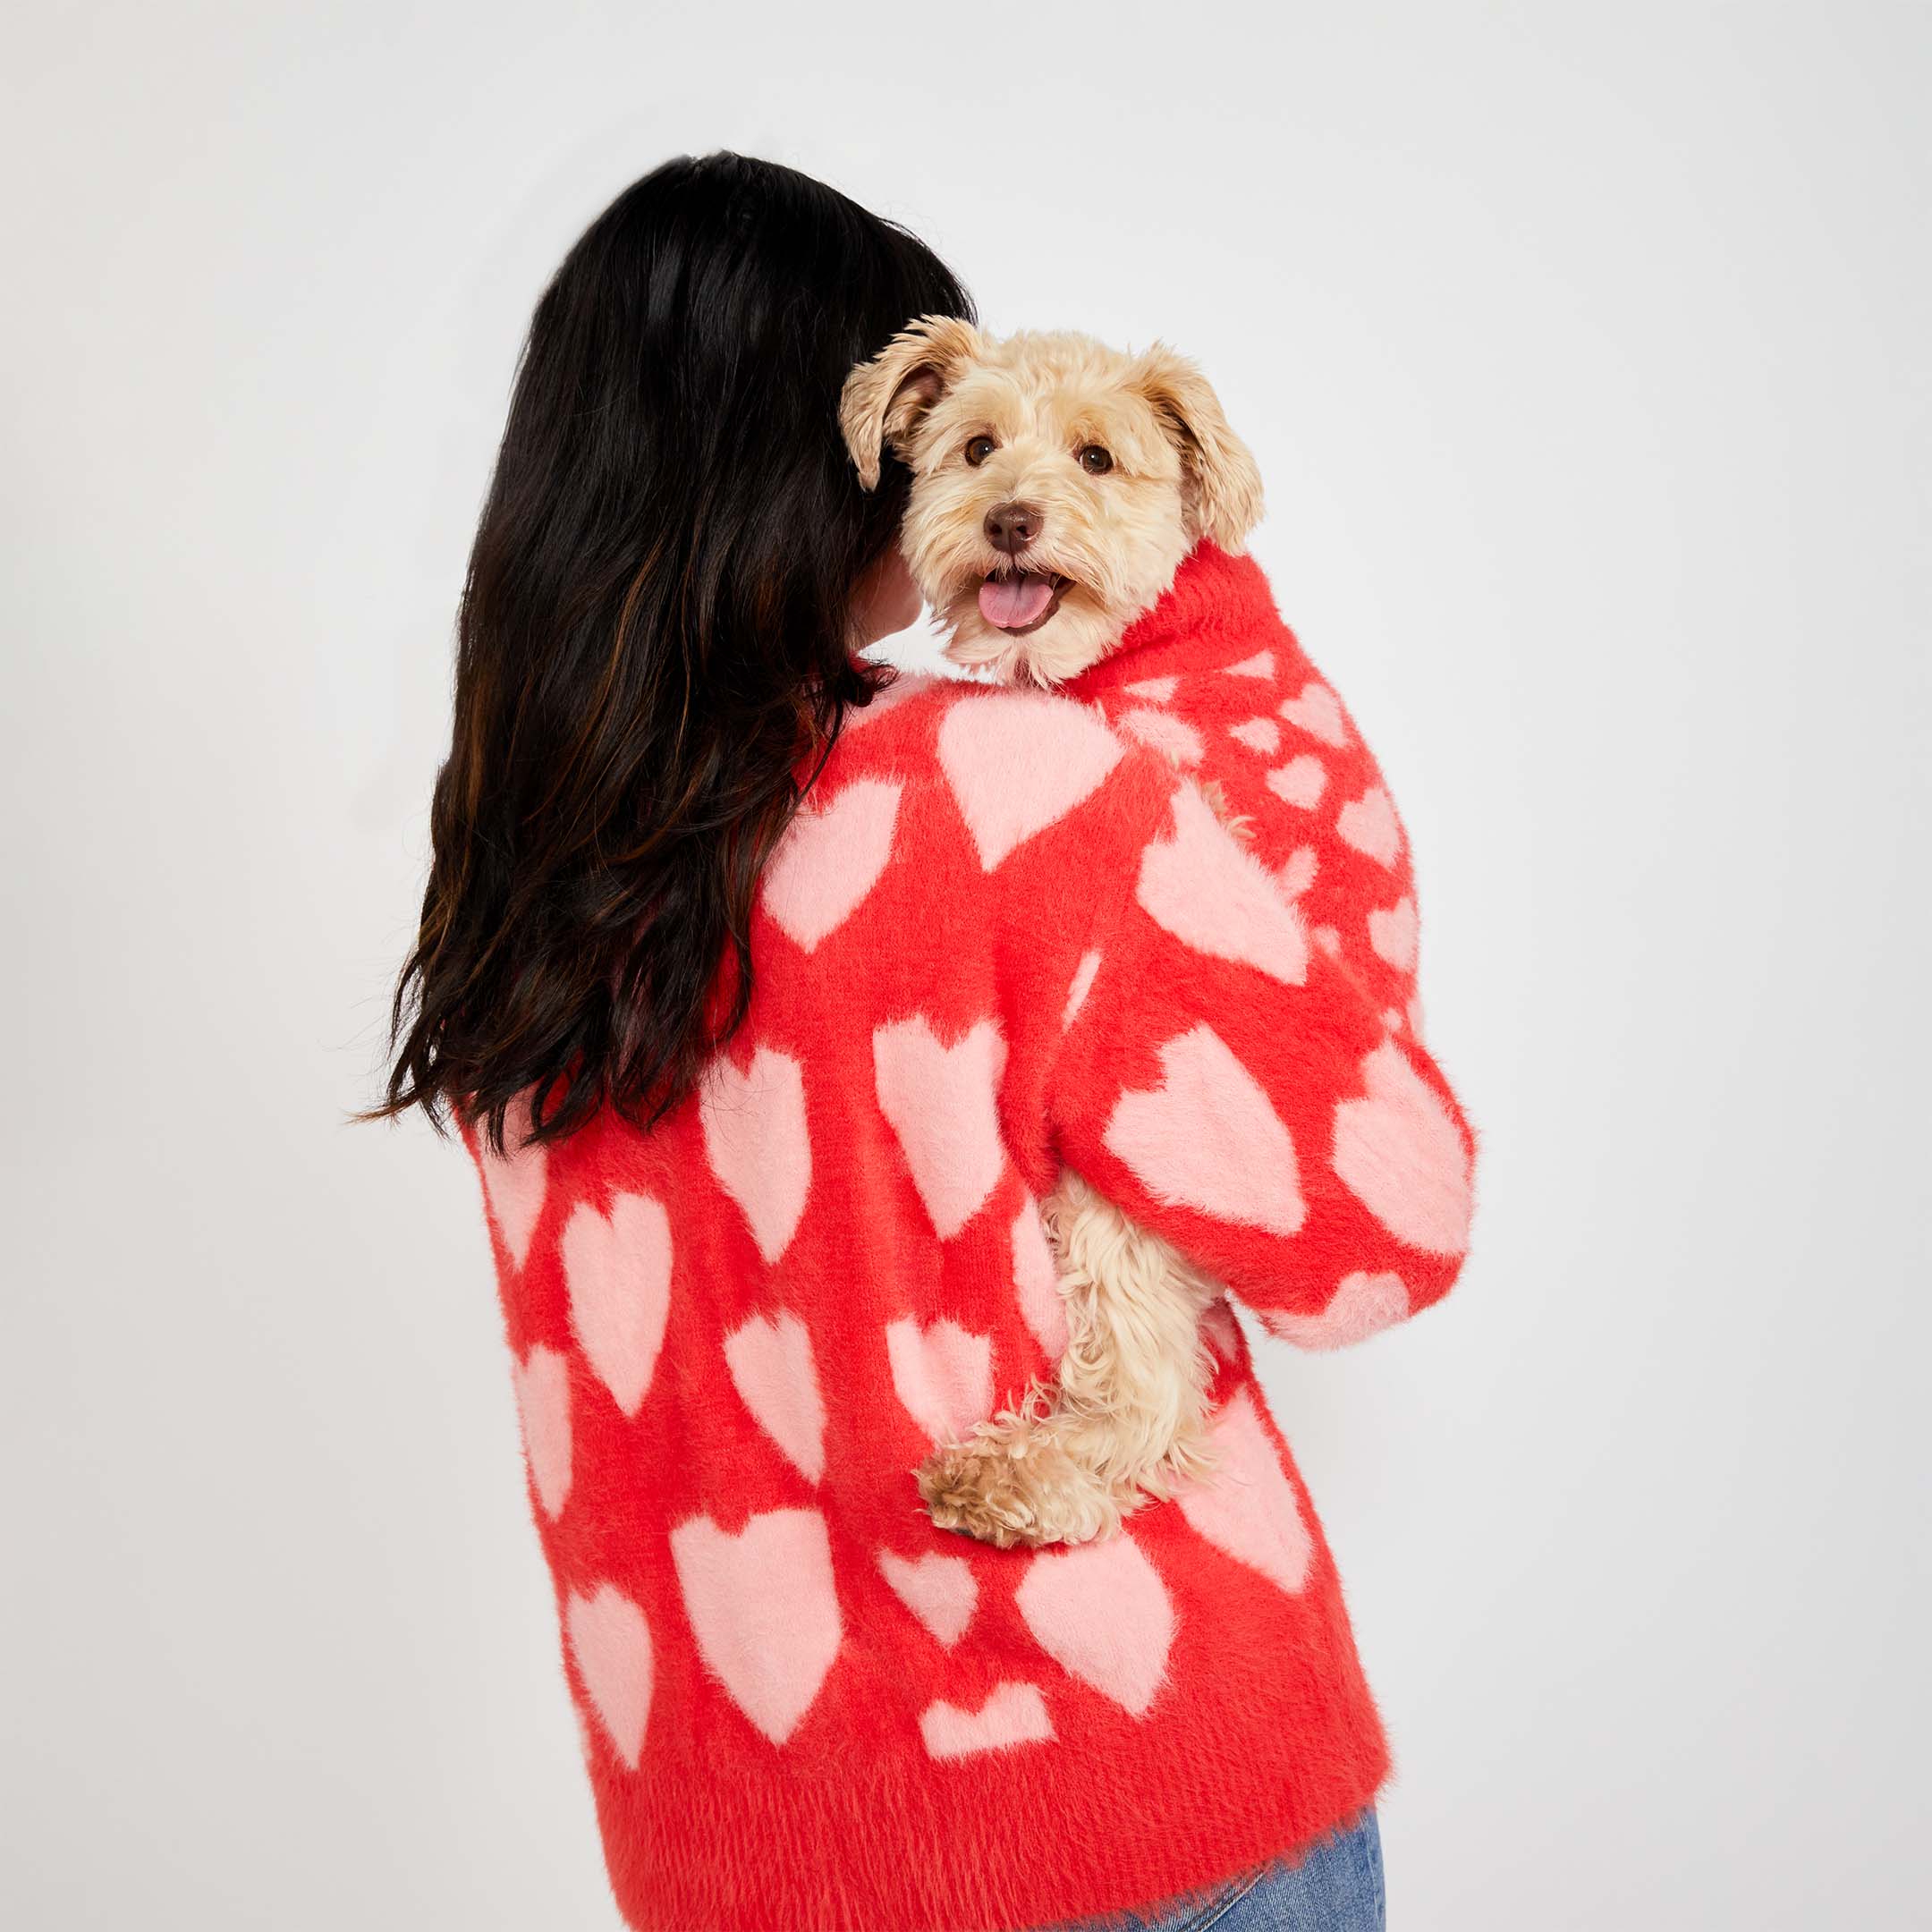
[916,1425,1122,1550]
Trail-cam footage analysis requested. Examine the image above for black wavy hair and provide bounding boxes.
[377,154,972,1148]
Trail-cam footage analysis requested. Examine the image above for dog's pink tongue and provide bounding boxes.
[979,573,1054,631]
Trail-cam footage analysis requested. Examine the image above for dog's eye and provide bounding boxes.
[1079,445,1114,475]
[964,436,997,467]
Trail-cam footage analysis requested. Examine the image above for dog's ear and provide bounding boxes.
[1130,345,1265,554]
[840,315,985,490]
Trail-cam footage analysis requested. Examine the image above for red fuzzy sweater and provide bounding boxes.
[467,545,1473,1931]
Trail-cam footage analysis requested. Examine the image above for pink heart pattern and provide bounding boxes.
[1137,784,1308,986]
[886,1316,994,1445]
[1332,1042,1472,1256]
[1015,1535,1174,1716]
[724,1310,826,1484]
[919,1682,1054,1760]
[1104,1026,1305,1237]
[478,1092,547,1267]
[1012,1197,1068,1359]
[1224,650,1275,679]
[878,1548,979,1648]
[567,1584,654,1769]
[1368,895,1418,971]
[1280,682,1348,746]
[1176,1391,1312,1595]
[1335,787,1402,867]
[669,1508,843,1746]
[1279,846,1318,899]
[510,1343,572,1519]
[1229,716,1281,756]
[1266,754,1327,810]
[761,778,902,953]
[699,1047,812,1265]
[1117,707,1205,767]
[1262,1271,1411,1352]
[1124,674,1179,703]
[563,1193,672,1417]
[873,1016,1008,1241]
[936,692,1123,870]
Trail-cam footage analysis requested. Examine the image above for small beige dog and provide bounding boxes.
[841,318,1266,1547]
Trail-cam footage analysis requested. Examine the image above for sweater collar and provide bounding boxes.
[1066,542,1284,695]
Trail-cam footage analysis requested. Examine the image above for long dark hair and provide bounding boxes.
[376,155,972,1149]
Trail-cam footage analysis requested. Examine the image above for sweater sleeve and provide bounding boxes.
[1044,765,1475,1349]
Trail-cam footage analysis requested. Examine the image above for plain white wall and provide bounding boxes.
[5,4,1927,1927]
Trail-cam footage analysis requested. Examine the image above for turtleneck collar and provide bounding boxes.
[1066,543,1286,695]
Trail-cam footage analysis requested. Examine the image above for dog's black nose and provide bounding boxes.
[984,502,1043,555]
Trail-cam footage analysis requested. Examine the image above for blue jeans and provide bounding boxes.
[1051,1811,1385,1931]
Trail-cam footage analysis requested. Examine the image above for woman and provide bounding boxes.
[381,154,1470,1930]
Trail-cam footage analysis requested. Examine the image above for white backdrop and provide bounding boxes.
[5,4,1927,1928]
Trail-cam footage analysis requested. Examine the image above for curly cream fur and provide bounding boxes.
[918,1172,1224,1548]
[852,325,1267,1546]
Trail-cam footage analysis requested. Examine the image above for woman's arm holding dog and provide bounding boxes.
[1045,770,1475,1349]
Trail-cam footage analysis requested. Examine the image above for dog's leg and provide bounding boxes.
[917,1173,1222,1548]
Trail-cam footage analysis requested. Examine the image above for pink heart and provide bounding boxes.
[1332,1041,1471,1256]
[1117,707,1205,767]
[510,1344,572,1519]
[1280,681,1348,746]
[1368,896,1419,971]
[878,1548,979,1648]
[1279,846,1318,898]
[936,692,1123,870]
[563,1193,672,1417]
[873,1016,1008,1241]
[919,1682,1055,1760]
[1266,753,1327,810]
[1012,1198,1068,1359]
[1137,784,1308,986]
[1124,674,1179,703]
[699,1047,812,1265]
[1224,650,1275,679]
[1176,1391,1313,1595]
[1335,787,1403,867]
[1104,1025,1305,1237]
[567,1583,654,1769]
[1263,1271,1411,1352]
[886,1316,994,1444]
[1015,1535,1174,1716]
[668,1509,843,1746]
[724,1310,826,1484]
[478,1093,548,1267]
[760,778,902,953]
[1229,716,1280,756]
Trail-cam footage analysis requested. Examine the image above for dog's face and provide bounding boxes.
[841,322,1263,685]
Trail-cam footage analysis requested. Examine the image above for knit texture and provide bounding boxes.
[467,544,1474,1932]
